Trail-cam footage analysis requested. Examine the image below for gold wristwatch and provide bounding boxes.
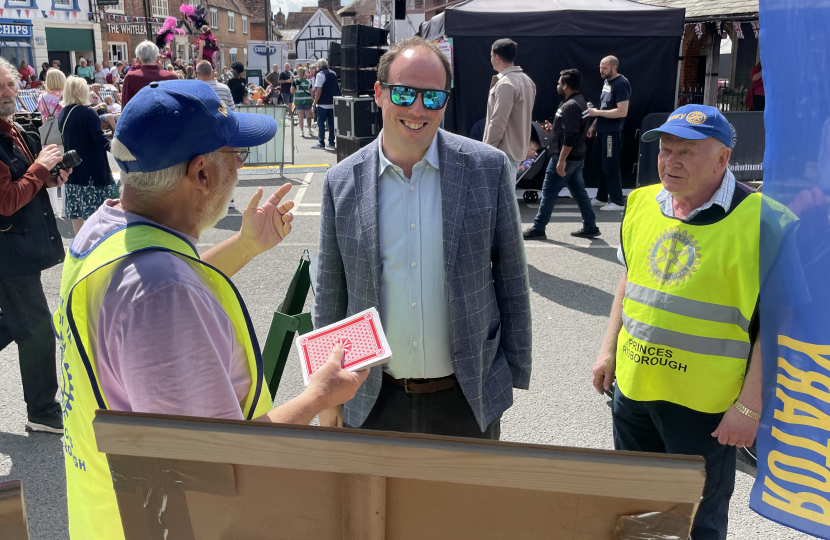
[733,400,761,420]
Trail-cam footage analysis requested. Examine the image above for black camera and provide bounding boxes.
[50,150,82,176]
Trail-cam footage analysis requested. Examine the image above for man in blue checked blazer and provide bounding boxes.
[314,36,532,439]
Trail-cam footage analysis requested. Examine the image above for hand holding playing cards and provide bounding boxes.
[306,343,370,410]
[239,183,295,256]
[258,343,369,426]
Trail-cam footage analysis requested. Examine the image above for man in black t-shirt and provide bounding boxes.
[226,61,248,105]
[587,55,631,211]
[524,69,599,240]
[278,62,294,114]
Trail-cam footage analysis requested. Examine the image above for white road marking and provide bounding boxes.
[291,173,314,207]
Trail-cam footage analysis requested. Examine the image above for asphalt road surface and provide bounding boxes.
[0,143,812,540]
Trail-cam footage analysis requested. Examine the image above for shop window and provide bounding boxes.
[151,0,168,17]
[242,16,247,35]
[107,0,125,12]
[52,0,77,9]
[210,8,218,29]
[109,42,128,62]
[228,11,235,32]
[0,39,31,70]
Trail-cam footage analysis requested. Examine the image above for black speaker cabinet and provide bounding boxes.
[341,46,385,69]
[329,42,341,67]
[341,24,390,48]
[334,96,382,139]
[341,68,377,95]
[336,135,377,163]
[394,0,406,19]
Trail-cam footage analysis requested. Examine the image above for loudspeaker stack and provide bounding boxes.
[331,24,388,162]
[337,24,389,98]
[334,96,383,163]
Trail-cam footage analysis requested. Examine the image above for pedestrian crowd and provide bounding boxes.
[0,33,798,540]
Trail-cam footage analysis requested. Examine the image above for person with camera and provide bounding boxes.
[0,58,71,434]
[59,76,116,234]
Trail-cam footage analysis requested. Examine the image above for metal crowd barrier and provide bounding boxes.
[236,104,295,174]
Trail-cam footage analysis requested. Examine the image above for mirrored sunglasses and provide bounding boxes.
[381,83,450,110]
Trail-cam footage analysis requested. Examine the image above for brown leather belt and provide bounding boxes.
[383,372,457,394]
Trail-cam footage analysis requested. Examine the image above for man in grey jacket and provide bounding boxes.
[314,36,532,439]
[484,38,536,180]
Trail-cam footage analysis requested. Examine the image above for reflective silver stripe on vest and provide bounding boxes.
[625,281,751,333]
[623,313,751,360]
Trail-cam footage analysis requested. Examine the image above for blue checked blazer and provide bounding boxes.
[314,129,532,431]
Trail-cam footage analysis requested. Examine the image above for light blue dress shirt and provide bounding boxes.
[377,131,454,379]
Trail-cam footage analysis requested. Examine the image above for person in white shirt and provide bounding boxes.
[93,63,108,85]
[195,60,235,111]
[110,61,123,89]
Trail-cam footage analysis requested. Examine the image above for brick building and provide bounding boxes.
[101,0,255,69]
[636,0,759,109]
[100,0,181,64]
[203,0,251,69]
[240,0,276,41]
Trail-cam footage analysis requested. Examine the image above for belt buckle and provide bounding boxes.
[403,378,413,394]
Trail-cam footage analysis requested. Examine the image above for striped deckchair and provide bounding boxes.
[100,90,122,105]
[17,90,40,114]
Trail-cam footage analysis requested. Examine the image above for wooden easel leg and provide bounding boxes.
[342,474,386,540]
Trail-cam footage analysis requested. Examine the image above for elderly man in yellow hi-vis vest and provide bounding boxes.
[54,80,369,540]
[591,105,801,540]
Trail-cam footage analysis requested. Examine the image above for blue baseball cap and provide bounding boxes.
[641,105,733,149]
[113,80,277,173]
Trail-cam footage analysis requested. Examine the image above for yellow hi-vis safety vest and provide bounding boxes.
[54,223,273,540]
[616,184,762,414]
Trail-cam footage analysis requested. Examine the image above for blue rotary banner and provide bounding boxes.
[751,0,830,536]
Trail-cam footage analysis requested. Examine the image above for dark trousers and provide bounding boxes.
[612,388,736,540]
[352,375,501,439]
[752,95,765,111]
[593,131,625,206]
[317,107,335,147]
[532,156,596,232]
[0,272,60,419]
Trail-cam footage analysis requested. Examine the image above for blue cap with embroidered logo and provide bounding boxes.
[641,104,733,149]
[113,80,277,173]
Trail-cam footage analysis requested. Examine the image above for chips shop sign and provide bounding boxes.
[0,21,31,38]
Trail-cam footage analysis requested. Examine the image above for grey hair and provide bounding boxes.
[112,137,223,192]
[0,57,20,84]
[316,58,328,69]
[135,40,159,65]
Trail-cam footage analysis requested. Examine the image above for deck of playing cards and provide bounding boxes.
[297,307,391,385]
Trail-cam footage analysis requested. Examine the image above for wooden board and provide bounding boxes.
[94,411,705,540]
[0,480,30,540]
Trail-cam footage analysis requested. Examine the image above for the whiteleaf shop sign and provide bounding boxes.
[106,22,162,35]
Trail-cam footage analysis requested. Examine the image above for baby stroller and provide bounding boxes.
[516,121,551,203]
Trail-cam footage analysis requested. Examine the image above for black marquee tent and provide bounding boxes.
[420,0,685,186]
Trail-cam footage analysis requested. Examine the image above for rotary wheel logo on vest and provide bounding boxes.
[647,227,700,285]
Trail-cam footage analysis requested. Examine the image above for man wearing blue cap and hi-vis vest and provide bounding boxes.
[591,105,801,540]
[54,80,369,540]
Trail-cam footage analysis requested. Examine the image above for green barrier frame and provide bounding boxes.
[261,249,314,399]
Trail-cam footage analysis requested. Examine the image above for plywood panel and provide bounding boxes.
[186,466,344,540]
[94,412,706,504]
[0,481,30,540]
[385,478,695,540]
